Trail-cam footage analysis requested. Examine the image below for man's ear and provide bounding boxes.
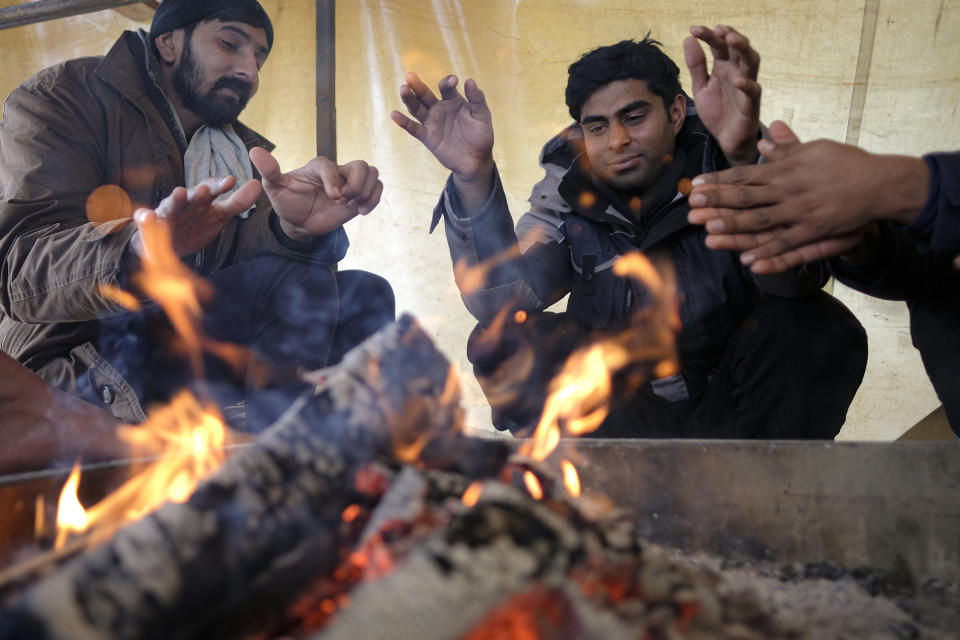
[670,93,686,133]
[153,31,181,64]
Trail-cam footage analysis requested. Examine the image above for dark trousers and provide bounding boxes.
[471,291,867,440]
[99,256,395,431]
[910,296,960,436]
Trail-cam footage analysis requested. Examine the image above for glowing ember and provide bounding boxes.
[342,504,363,523]
[561,460,581,498]
[462,481,484,507]
[523,471,544,501]
[54,462,88,549]
[513,309,528,324]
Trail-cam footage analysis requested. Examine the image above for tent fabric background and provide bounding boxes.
[1,0,958,438]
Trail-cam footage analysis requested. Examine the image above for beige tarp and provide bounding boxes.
[1,0,958,438]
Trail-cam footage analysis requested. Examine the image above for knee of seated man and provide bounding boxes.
[335,270,396,322]
[745,291,867,363]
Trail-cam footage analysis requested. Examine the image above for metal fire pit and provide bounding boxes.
[2,440,958,585]
[572,439,960,583]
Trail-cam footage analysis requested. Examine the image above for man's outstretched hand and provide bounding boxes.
[132,175,262,259]
[687,120,931,274]
[250,147,383,243]
[683,25,762,167]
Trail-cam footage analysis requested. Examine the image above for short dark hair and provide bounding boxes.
[565,36,683,122]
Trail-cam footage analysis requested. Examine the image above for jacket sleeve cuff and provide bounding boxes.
[906,153,960,255]
[269,213,349,263]
[430,168,504,234]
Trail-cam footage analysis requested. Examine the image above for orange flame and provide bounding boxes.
[132,214,213,377]
[523,471,543,501]
[520,252,677,462]
[462,481,484,507]
[53,392,229,548]
[54,462,88,549]
[561,460,581,498]
[48,198,246,550]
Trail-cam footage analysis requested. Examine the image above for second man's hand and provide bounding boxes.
[392,71,496,215]
[683,24,762,167]
[249,147,383,243]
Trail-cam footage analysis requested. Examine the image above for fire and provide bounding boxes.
[131,213,212,376]
[52,392,229,548]
[561,460,581,498]
[54,462,88,549]
[520,252,677,462]
[523,471,543,501]
[462,481,484,507]
[49,209,237,549]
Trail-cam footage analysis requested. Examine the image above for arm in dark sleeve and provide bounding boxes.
[904,151,960,255]
[829,222,960,301]
[432,165,571,325]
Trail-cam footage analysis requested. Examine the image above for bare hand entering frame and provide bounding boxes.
[687,120,934,273]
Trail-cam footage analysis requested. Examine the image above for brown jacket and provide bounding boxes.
[0,31,346,423]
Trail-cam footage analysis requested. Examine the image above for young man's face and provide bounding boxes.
[579,78,685,196]
[172,19,269,126]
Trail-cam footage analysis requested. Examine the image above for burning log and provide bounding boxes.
[0,314,488,640]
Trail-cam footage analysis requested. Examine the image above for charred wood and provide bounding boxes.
[0,315,463,640]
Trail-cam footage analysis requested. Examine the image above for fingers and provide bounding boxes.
[398,82,431,125]
[390,109,423,140]
[338,160,382,214]
[748,233,864,274]
[690,24,729,62]
[682,34,709,95]
[768,120,800,144]
[404,71,439,108]
[689,183,779,219]
[399,71,443,124]
[723,27,760,79]
[437,74,461,101]
[462,78,488,116]
[249,146,282,182]
[218,177,262,216]
[360,180,384,216]
[691,162,773,189]
[308,156,346,200]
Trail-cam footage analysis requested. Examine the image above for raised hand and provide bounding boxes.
[683,25,762,166]
[392,72,495,212]
[132,175,262,258]
[250,147,382,243]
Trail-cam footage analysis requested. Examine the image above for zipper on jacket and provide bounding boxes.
[625,283,633,314]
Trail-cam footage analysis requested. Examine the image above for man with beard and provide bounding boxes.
[0,0,394,433]
[393,28,867,439]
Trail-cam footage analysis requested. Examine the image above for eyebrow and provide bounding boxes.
[218,25,270,57]
[581,100,652,125]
